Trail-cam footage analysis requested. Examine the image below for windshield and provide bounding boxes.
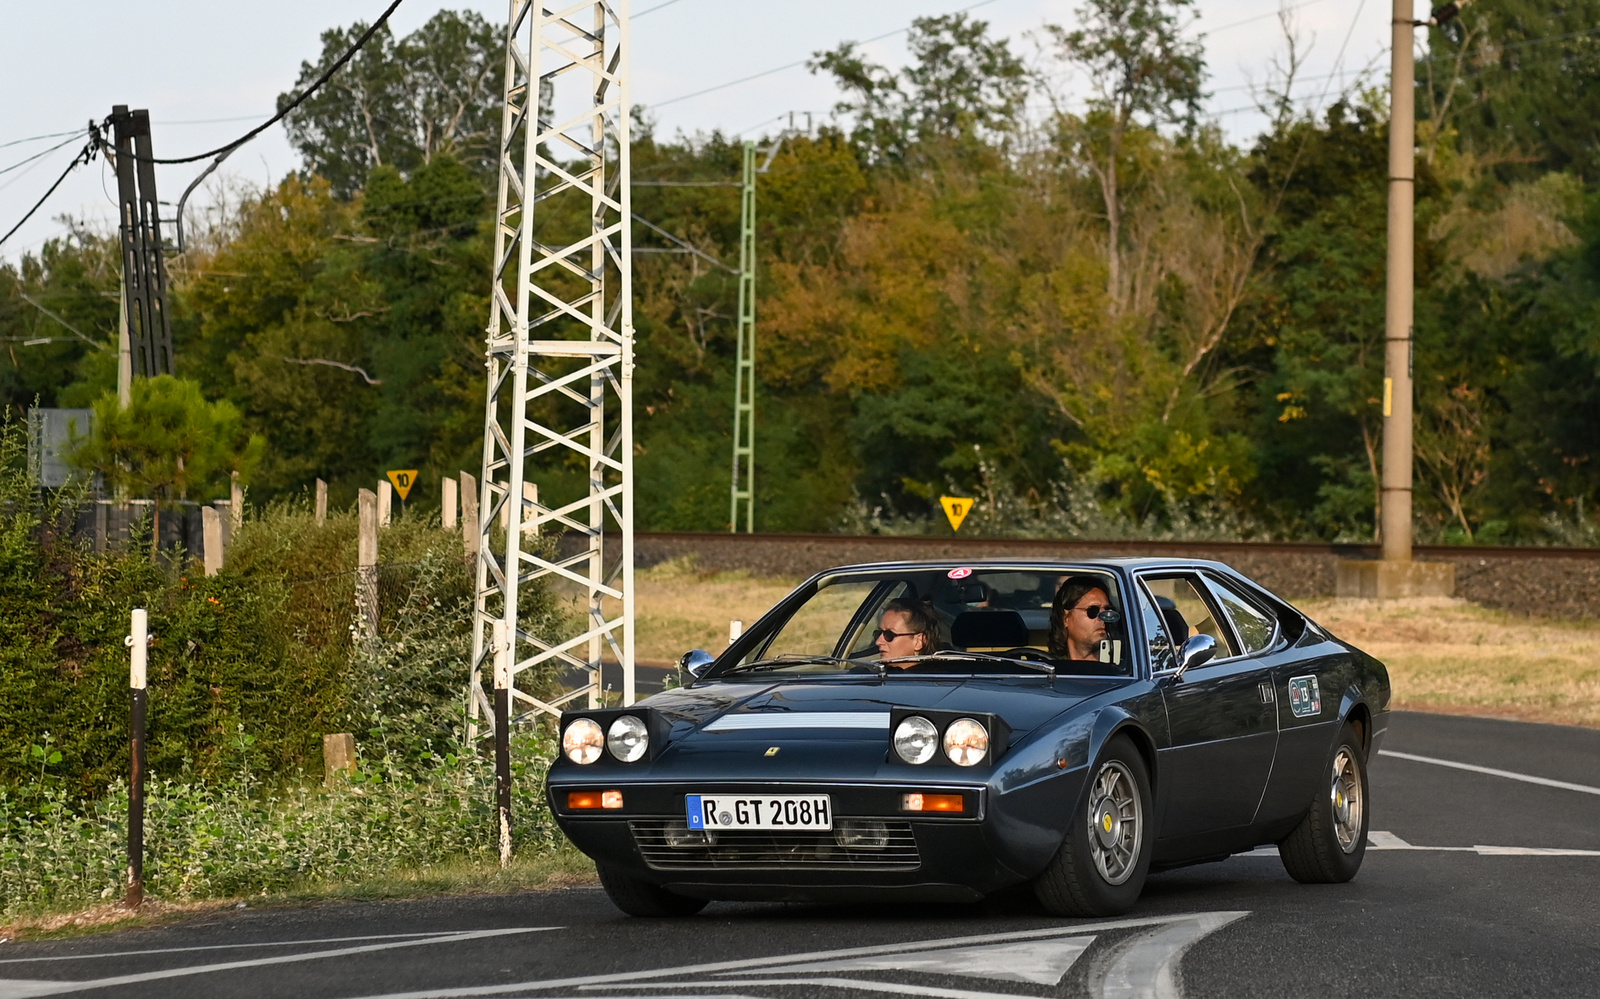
[722,566,1132,678]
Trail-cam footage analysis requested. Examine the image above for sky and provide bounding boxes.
[0,0,1395,266]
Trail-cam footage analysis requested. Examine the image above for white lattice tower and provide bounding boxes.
[469,0,635,748]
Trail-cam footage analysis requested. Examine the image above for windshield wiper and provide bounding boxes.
[726,653,860,675]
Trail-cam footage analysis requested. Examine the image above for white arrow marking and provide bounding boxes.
[1096,912,1247,999]
[0,927,555,996]
[1379,750,1600,796]
[768,935,1095,986]
[342,912,1251,999]
[0,931,464,965]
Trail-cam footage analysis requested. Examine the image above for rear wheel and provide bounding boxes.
[1033,735,1153,917]
[1278,721,1369,883]
[596,864,709,917]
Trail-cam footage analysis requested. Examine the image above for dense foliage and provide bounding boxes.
[3,2,1599,544]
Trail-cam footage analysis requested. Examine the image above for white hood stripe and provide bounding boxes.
[704,712,892,732]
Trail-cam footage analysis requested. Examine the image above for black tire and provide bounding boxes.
[596,864,709,917]
[1033,734,1154,917]
[1279,721,1369,884]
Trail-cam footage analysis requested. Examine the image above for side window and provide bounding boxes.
[754,579,880,662]
[1206,577,1279,655]
[1134,582,1177,674]
[1139,574,1240,659]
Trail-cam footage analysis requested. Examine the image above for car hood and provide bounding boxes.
[626,675,1120,777]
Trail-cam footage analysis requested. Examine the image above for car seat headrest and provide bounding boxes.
[951,610,1030,649]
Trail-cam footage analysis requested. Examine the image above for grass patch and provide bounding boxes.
[1300,597,1600,728]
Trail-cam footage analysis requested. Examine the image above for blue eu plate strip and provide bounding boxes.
[685,795,704,829]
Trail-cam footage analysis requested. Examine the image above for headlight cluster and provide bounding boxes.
[562,715,650,764]
[893,715,990,766]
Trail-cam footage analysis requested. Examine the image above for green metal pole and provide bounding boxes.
[730,140,757,533]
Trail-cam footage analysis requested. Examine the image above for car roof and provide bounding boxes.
[817,556,1239,574]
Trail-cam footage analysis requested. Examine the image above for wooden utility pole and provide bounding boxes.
[1382,0,1416,563]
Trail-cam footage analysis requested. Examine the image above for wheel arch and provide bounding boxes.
[1339,686,1373,756]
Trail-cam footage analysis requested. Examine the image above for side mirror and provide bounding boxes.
[1173,634,1217,680]
[678,649,715,687]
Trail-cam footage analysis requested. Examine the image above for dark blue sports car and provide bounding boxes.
[548,558,1390,917]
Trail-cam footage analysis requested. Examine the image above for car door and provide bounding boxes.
[1142,571,1280,840]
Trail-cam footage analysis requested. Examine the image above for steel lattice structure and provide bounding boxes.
[728,140,757,534]
[469,0,635,770]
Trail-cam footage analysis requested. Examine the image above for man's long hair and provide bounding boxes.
[1050,575,1109,657]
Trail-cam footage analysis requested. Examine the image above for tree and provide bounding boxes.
[1045,0,1205,307]
[811,14,1029,163]
[280,10,501,197]
[72,377,264,549]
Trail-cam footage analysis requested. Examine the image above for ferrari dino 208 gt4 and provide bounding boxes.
[548,558,1389,917]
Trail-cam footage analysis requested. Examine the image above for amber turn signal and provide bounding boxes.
[901,793,964,813]
[568,790,624,809]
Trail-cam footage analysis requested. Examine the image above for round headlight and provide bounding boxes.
[562,718,604,765]
[893,716,939,764]
[607,715,649,762]
[943,718,989,766]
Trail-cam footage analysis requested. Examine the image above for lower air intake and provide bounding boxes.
[629,819,921,871]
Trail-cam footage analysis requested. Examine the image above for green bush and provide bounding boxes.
[0,741,560,917]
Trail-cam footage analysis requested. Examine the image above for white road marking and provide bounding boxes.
[0,981,73,999]
[1379,750,1600,797]
[1240,832,1600,857]
[1366,830,1412,849]
[341,912,1250,999]
[759,935,1095,986]
[0,931,459,965]
[1096,912,1247,999]
[0,927,555,996]
[597,979,1026,999]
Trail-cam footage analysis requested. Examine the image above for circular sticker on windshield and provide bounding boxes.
[947,567,973,579]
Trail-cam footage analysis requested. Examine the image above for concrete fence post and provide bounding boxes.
[202,506,224,576]
[377,480,392,527]
[229,471,244,533]
[323,733,356,783]
[357,488,379,636]
[315,478,328,525]
[442,475,458,531]
[461,471,479,558]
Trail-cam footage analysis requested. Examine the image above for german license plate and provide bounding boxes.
[685,794,832,831]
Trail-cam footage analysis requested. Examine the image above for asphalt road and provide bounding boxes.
[3,711,1597,999]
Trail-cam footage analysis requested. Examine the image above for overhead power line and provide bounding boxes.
[0,137,98,250]
[116,0,405,165]
[0,128,82,151]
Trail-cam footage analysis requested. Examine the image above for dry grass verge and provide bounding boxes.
[1299,597,1600,728]
[633,558,800,663]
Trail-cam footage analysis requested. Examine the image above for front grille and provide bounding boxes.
[630,819,921,871]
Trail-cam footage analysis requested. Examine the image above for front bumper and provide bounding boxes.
[549,776,1079,902]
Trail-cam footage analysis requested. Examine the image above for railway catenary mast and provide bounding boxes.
[467,0,636,857]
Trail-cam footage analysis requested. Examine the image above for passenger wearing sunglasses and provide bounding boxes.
[1049,575,1120,661]
[873,598,940,664]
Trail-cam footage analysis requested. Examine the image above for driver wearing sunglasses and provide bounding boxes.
[873,598,939,664]
[1049,575,1120,661]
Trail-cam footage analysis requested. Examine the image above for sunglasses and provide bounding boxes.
[873,628,925,642]
[1073,604,1120,623]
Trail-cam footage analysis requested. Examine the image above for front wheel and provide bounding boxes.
[596,864,709,917]
[1033,734,1154,917]
[1278,720,1369,883]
